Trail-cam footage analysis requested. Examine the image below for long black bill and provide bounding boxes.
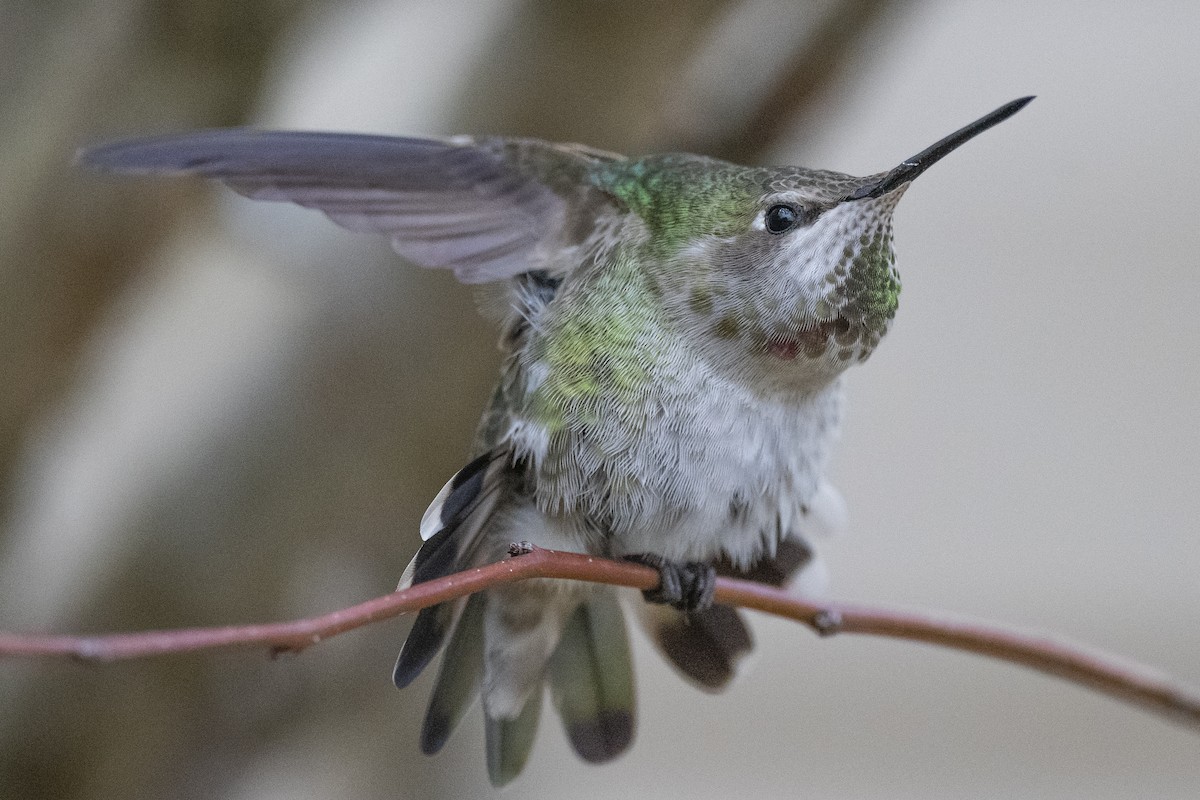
[847,96,1034,201]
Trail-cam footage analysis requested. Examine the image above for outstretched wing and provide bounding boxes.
[78,130,623,284]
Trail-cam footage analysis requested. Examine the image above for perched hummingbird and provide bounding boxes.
[80,96,1032,785]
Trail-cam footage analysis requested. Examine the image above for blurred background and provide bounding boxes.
[2,1,1198,797]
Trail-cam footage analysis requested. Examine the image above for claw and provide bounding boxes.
[625,554,716,612]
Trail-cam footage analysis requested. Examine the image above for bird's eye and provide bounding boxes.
[764,204,801,234]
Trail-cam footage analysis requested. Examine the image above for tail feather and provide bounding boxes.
[639,603,753,691]
[548,592,635,763]
[637,534,818,690]
[480,581,576,719]
[419,593,486,754]
[485,687,542,787]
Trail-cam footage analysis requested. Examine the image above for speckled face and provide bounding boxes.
[758,188,904,364]
[654,164,905,389]
[592,153,908,390]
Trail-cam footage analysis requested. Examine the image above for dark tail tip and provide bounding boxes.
[566,708,635,764]
[419,713,453,755]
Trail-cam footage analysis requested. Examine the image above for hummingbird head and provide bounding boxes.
[599,97,1032,394]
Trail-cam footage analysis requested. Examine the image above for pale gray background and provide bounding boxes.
[1,1,1197,798]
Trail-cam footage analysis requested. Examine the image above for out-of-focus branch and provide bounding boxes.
[1,546,1198,734]
[658,0,899,162]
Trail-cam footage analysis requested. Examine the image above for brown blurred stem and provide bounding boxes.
[660,0,898,162]
[1,545,1198,734]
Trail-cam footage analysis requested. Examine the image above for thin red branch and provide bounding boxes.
[1,546,1197,733]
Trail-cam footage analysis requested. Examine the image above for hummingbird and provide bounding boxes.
[79,96,1032,785]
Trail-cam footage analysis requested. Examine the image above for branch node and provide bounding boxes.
[813,609,844,637]
[507,541,535,557]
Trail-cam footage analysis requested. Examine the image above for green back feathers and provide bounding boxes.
[595,156,760,255]
[547,593,635,763]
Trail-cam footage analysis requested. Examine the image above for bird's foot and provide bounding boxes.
[624,554,716,612]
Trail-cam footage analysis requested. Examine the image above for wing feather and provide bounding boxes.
[393,449,512,688]
[78,130,622,283]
